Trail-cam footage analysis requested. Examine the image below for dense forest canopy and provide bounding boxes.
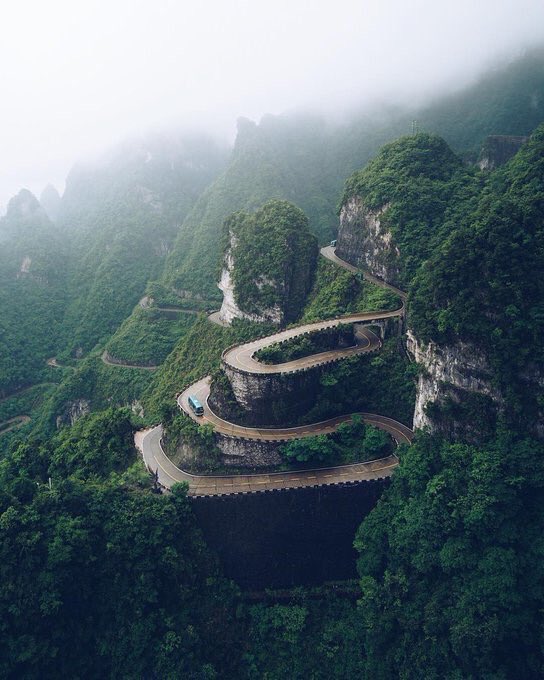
[226,199,318,322]
[342,133,479,285]
[410,123,544,429]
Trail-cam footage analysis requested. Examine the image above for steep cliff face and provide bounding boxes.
[218,232,283,324]
[212,362,322,428]
[338,134,471,288]
[478,135,528,170]
[406,331,502,442]
[336,197,399,285]
[407,330,544,441]
[217,200,318,326]
[408,124,544,441]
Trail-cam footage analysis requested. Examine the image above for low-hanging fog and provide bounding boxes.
[1,0,544,211]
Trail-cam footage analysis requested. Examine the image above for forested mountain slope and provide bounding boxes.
[0,190,68,395]
[162,115,339,301]
[57,133,229,355]
[2,49,544,680]
[410,123,544,437]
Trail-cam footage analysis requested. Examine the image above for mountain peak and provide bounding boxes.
[40,184,61,221]
[6,189,43,220]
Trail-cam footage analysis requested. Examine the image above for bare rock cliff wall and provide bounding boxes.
[336,196,400,286]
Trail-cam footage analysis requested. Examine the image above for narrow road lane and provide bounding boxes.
[178,377,413,444]
[320,245,407,301]
[137,425,405,496]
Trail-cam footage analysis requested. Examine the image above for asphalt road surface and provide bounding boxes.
[137,424,405,496]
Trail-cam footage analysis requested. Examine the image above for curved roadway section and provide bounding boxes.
[137,245,413,496]
[0,415,31,436]
[138,425,403,496]
[178,377,413,445]
[222,322,386,375]
[321,245,407,301]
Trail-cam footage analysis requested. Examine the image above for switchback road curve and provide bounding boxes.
[138,246,412,495]
[137,425,404,497]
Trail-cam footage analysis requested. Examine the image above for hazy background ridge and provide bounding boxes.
[1,0,544,210]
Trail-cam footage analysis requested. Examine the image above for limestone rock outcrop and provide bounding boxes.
[336,197,399,286]
[478,135,528,171]
[406,331,501,442]
[217,200,318,326]
[218,232,283,325]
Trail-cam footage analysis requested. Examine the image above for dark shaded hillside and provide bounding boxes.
[410,123,544,430]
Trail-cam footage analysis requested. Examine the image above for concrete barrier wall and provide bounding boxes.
[191,478,389,589]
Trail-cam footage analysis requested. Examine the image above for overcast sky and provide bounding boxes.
[1,0,544,211]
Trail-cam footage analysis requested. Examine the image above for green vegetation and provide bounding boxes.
[143,316,276,422]
[301,339,416,428]
[57,133,227,356]
[226,200,318,322]
[301,259,400,322]
[280,417,392,465]
[163,414,222,473]
[342,133,480,286]
[237,592,366,678]
[144,280,212,311]
[105,306,197,366]
[0,191,69,395]
[410,123,544,431]
[2,51,544,679]
[0,409,241,678]
[163,115,341,301]
[33,354,154,438]
[355,431,544,679]
[255,325,354,364]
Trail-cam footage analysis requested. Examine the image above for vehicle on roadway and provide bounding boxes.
[188,395,204,416]
[330,239,337,247]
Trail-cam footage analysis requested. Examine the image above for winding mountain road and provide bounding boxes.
[222,322,385,374]
[137,425,403,496]
[177,376,413,444]
[321,245,407,301]
[101,350,158,371]
[138,246,412,495]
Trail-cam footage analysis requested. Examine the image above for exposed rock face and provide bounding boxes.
[336,197,400,286]
[217,200,318,327]
[213,363,321,428]
[478,135,528,171]
[407,329,544,442]
[215,435,282,467]
[218,233,283,325]
[407,330,503,442]
[56,399,91,428]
